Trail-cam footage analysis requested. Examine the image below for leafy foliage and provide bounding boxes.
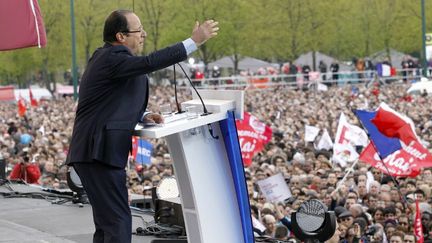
[0,0,431,86]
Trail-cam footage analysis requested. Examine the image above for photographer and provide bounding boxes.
[8,152,41,184]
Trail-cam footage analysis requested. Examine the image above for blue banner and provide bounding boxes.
[136,139,153,165]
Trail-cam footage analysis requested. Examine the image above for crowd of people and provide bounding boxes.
[1,80,432,242]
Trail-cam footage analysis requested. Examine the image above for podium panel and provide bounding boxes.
[165,121,243,243]
[134,94,253,243]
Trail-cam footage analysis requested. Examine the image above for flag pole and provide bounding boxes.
[334,159,358,193]
[351,108,408,209]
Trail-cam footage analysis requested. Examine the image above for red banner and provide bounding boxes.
[236,112,272,166]
[0,86,15,101]
[414,200,424,243]
[359,139,432,177]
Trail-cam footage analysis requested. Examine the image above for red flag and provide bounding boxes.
[236,112,272,166]
[359,143,422,177]
[414,200,424,243]
[29,88,38,107]
[0,0,47,51]
[131,136,138,159]
[371,103,417,144]
[17,96,27,117]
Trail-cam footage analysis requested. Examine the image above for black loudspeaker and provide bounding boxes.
[130,195,154,209]
[0,155,5,180]
[154,197,185,229]
[291,211,336,242]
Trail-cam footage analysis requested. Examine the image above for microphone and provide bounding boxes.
[177,63,219,139]
[173,64,185,114]
[177,63,210,116]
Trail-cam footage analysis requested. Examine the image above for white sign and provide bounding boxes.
[256,173,292,203]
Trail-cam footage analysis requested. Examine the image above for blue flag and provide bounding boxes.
[136,139,153,165]
[353,109,402,158]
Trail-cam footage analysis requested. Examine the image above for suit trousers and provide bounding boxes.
[73,162,131,243]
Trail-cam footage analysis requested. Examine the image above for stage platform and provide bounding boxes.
[0,182,183,243]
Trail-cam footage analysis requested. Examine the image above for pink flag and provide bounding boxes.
[0,0,47,51]
[236,112,272,166]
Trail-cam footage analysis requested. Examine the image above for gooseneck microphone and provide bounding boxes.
[176,63,219,139]
[173,64,185,114]
[177,63,210,116]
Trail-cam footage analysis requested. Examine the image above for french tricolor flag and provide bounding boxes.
[371,103,418,144]
[355,103,432,177]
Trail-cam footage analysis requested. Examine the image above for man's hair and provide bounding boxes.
[103,10,133,43]
[274,225,288,239]
[390,230,405,240]
[404,233,417,242]
[415,189,425,197]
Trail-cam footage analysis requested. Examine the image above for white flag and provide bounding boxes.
[305,125,320,142]
[38,125,45,135]
[332,113,360,167]
[348,124,368,147]
[317,82,328,92]
[316,129,333,150]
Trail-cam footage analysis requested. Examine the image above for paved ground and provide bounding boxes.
[0,182,166,243]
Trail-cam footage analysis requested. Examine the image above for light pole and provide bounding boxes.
[70,0,78,100]
[421,0,427,77]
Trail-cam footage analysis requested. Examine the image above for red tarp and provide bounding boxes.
[0,86,15,102]
[0,0,47,51]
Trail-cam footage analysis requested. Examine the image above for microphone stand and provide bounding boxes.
[177,63,219,139]
[173,64,185,114]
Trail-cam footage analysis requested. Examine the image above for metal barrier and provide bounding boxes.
[176,68,431,90]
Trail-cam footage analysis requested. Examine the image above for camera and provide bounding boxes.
[365,225,377,236]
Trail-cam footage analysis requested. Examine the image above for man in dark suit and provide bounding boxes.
[66,9,219,243]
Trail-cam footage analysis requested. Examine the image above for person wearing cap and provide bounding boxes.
[338,209,354,228]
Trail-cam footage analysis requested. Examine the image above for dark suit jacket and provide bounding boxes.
[66,42,187,168]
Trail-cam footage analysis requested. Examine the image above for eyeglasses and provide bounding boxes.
[121,26,144,34]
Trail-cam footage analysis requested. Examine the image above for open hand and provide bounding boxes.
[191,20,219,46]
[143,113,164,124]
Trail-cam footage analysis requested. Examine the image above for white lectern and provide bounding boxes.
[134,90,253,243]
